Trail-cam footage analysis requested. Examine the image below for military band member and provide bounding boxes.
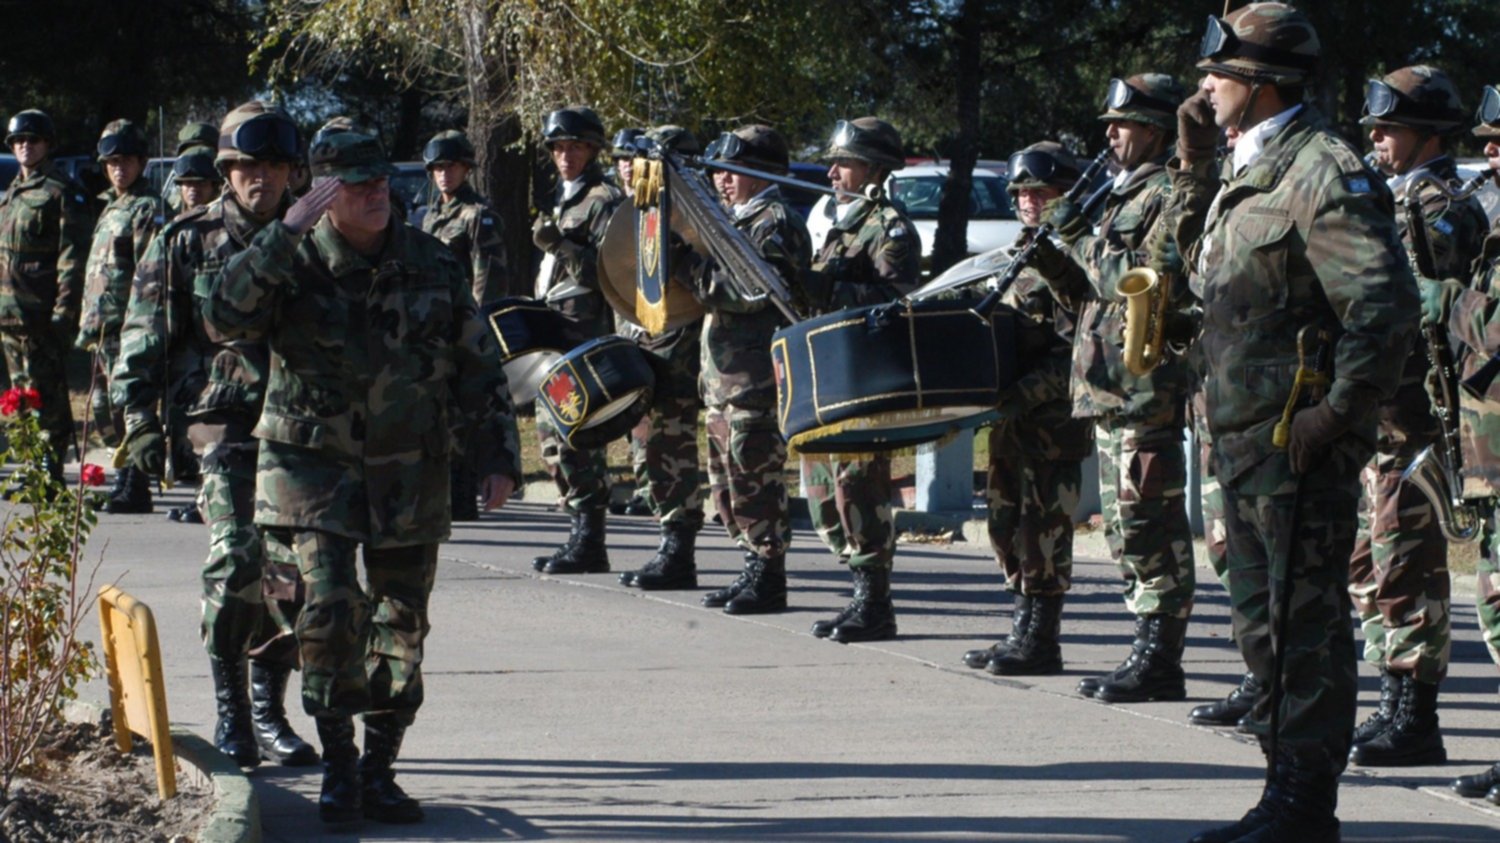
[530,106,625,575]
[610,126,644,198]
[113,102,316,772]
[79,119,160,514]
[1346,65,1486,769]
[1174,5,1419,840]
[172,147,221,215]
[165,121,222,218]
[205,131,522,826]
[962,142,1091,676]
[1029,72,1197,703]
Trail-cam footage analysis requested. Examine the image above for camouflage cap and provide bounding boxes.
[6,109,55,145]
[1099,74,1185,131]
[217,100,301,167]
[97,118,149,160]
[542,106,607,148]
[645,124,702,156]
[1360,65,1466,133]
[177,121,217,155]
[1006,141,1080,192]
[172,147,219,182]
[423,129,476,167]
[1197,2,1319,85]
[825,116,904,170]
[308,130,398,184]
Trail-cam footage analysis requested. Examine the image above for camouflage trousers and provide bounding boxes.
[86,336,122,447]
[986,419,1080,596]
[1348,450,1451,683]
[705,404,790,557]
[1475,502,1500,671]
[1223,467,1359,769]
[262,527,437,721]
[536,402,609,512]
[198,460,300,668]
[1095,416,1195,618]
[803,454,894,570]
[1191,391,1228,584]
[0,325,74,462]
[626,394,704,530]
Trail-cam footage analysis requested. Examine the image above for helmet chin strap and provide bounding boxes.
[1233,79,1266,134]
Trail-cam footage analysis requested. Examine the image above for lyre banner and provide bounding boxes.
[631,156,671,334]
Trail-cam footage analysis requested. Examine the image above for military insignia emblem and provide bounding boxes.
[771,337,792,432]
[543,364,587,425]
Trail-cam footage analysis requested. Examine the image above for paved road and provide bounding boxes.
[69,483,1500,842]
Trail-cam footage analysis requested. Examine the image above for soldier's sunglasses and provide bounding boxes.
[1364,80,1405,118]
[708,132,748,162]
[229,114,300,161]
[1198,15,1236,61]
[422,138,467,165]
[542,110,596,141]
[1104,78,1178,114]
[96,134,139,158]
[1478,86,1500,127]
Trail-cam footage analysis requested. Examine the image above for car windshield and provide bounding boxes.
[890,173,1014,221]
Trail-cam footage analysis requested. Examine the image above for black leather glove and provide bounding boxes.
[1288,401,1349,474]
[126,424,166,478]
[1042,198,1088,244]
[1027,234,1074,282]
[1176,90,1218,165]
[532,217,564,252]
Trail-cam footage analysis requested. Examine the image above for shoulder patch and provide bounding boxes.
[1433,217,1454,236]
[888,224,907,238]
[1315,131,1370,176]
[1342,174,1373,195]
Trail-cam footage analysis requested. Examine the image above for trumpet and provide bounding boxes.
[1117,265,1171,376]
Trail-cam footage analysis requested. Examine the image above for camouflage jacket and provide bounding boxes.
[421,183,507,307]
[1042,159,1193,425]
[204,217,522,547]
[1376,156,1489,454]
[112,195,278,479]
[1177,107,1418,492]
[1440,227,1500,496]
[537,169,623,338]
[689,186,812,409]
[805,196,920,313]
[0,160,91,329]
[78,182,160,349]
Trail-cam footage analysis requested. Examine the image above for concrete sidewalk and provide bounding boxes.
[72,485,1500,842]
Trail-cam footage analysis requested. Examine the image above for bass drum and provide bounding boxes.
[771,297,1019,454]
[538,335,657,450]
[483,297,584,404]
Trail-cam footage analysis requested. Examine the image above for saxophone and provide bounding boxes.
[1117,196,1176,377]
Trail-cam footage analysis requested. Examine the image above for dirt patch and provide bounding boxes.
[0,718,213,843]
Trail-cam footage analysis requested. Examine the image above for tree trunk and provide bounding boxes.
[390,87,425,161]
[930,0,982,277]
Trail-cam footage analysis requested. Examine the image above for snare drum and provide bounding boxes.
[484,296,584,404]
[538,335,657,450]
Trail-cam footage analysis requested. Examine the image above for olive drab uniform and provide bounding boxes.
[79,179,159,444]
[0,160,91,463]
[420,183,507,308]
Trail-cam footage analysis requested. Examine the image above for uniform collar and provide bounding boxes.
[440,183,481,210]
[834,196,874,230]
[732,185,781,220]
[310,215,402,278]
[1225,106,1322,192]
[1389,155,1456,200]
[220,194,280,248]
[1233,104,1303,176]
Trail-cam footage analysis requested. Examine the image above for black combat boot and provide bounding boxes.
[533,510,584,572]
[168,502,204,523]
[609,493,652,516]
[542,507,610,574]
[1451,761,1500,798]
[449,465,479,522]
[1349,675,1446,767]
[828,567,897,643]
[248,661,318,766]
[1095,614,1187,703]
[360,714,424,824]
[702,551,758,608]
[1350,668,1400,745]
[208,657,260,769]
[723,552,787,615]
[1077,616,1149,698]
[102,466,153,514]
[315,715,362,827]
[630,524,699,590]
[987,594,1063,675]
[1189,672,1261,727]
[1189,750,1341,843]
[963,594,1032,668]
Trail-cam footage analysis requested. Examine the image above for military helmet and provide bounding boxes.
[1474,84,1500,137]
[541,106,607,148]
[308,130,398,184]
[708,124,790,175]
[6,109,56,145]
[1360,66,1466,133]
[177,121,217,155]
[645,124,701,156]
[216,101,301,168]
[97,119,149,160]
[825,116,904,170]
[1099,74,1185,131]
[1006,141,1080,193]
[611,127,644,160]
[1196,2,1320,85]
[172,147,219,182]
[423,130,476,168]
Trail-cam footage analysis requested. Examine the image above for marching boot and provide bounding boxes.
[1095,614,1187,703]
[609,493,652,516]
[1189,672,1261,727]
[1451,761,1500,798]
[103,466,154,514]
[360,714,424,824]
[723,552,787,615]
[168,502,204,523]
[810,571,858,638]
[829,567,897,643]
[1077,616,1149,698]
[631,524,699,590]
[449,465,479,522]
[533,509,583,571]
[1220,753,1341,843]
[987,594,1062,675]
[963,594,1032,668]
[248,661,318,766]
[315,715,362,827]
[541,507,611,574]
[702,551,758,608]
[208,657,260,769]
[1348,675,1446,767]
[1350,668,1400,745]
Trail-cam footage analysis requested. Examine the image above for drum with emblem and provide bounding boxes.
[483,296,587,404]
[771,297,1019,454]
[538,335,657,449]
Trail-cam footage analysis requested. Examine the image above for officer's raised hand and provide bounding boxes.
[283,177,341,235]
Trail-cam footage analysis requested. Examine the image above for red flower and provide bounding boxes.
[80,464,106,487]
[0,389,19,417]
[19,388,40,412]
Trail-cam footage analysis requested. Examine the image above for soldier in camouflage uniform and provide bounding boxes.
[204,131,522,827]
[961,142,1092,676]
[79,119,160,514]
[164,121,220,218]
[172,147,221,216]
[0,109,90,487]
[666,125,810,608]
[529,106,626,575]
[1173,6,1419,840]
[797,117,920,639]
[113,102,317,773]
[419,129,508,522]
[609,126,643,199]
[1345,65,1487,769]
[1028,73,1197,703]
